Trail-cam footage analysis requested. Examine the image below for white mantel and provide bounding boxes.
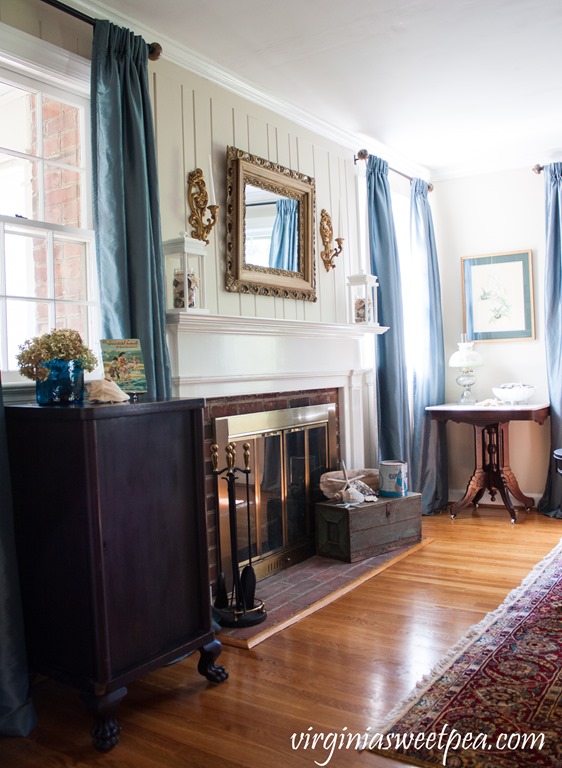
[167,313,387,469]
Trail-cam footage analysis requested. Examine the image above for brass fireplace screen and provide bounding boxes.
[213,404,337,589]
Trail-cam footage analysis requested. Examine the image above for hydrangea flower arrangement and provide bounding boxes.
[16,329,98,382]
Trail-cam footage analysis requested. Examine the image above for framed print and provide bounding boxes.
[461,250,535,341]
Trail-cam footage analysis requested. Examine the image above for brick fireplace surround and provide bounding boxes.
[203,387,340,587]
[166,311,385,593]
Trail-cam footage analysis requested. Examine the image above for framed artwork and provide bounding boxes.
[461,250,535,341]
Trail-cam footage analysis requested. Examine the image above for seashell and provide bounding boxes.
[87,377,130,403]
[334,487,364,503]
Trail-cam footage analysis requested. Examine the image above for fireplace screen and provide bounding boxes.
[214,405,337,586]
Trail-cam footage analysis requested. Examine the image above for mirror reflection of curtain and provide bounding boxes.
[268,199,298,271]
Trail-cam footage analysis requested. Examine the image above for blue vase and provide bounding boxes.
[36,359,84,405]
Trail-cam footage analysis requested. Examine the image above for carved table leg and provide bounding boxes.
[498,423,534,511]
[80,686,127,752]
[451,468,488,518]
[487,467,517,522]
[197,638,228,684]
[451,425,488,519]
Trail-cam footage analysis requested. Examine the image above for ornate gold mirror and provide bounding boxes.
[225,146,316,301]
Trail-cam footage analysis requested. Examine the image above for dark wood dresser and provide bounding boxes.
[5,398,227,751]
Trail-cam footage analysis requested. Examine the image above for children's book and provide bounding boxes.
[100,339,147,394]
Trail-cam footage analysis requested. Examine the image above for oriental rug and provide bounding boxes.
[369,536,562,768]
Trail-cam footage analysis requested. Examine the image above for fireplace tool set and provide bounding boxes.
[211,441,267,628]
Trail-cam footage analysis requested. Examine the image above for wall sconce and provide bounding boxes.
[449,337,484,404]
[187,168,219,245]
[319,209,344,271]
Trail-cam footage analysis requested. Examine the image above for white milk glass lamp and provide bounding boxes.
[449,339,484,404]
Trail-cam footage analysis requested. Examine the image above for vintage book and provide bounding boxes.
[99,338,147,394]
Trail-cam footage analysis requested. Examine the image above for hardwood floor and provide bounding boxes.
[2,506,561,768]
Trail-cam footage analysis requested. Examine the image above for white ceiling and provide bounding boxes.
[87,0,562,180]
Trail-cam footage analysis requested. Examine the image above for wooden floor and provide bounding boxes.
[2,506,561,768]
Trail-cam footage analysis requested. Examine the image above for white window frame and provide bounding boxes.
[0,23,99,387]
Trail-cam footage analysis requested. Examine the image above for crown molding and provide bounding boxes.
[63,1,429,180]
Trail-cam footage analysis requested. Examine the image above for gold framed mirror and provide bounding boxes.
[225,146,317,301]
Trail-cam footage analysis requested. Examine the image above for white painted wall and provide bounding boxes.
[432,167,550,502]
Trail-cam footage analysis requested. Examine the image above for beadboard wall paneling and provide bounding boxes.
[151,57,363,323]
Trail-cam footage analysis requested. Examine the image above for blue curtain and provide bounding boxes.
[409,179,448,514]
[269,199,299,271]
[367,156,411,466]
[538,163,562,518]
[91,20,171,399]
[0,379,36,736]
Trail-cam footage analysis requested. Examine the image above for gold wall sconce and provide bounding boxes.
[319,208,344,271]
[187,168,219,245]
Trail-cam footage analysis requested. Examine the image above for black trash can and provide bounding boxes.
[554,449,562,475]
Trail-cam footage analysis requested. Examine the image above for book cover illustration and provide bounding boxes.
[100,339,147,394]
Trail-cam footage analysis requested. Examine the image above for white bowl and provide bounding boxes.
[492,383,534,404]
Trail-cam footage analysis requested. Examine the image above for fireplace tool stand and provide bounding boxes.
[211,441,267,628]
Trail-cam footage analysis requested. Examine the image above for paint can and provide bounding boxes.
[379,460,408,497]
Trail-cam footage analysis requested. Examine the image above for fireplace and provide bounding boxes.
[212,402,338,588]
[167,311,383,592]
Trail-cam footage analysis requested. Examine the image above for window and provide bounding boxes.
[0,33,98,384]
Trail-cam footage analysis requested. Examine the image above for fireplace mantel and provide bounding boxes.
[166,313,387,468]
[167,312,387,339]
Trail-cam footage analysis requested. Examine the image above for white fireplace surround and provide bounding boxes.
[167,313,387,468]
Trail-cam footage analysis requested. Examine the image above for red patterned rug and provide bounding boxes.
[369,537,562,768]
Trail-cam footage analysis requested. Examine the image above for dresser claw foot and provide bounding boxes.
[91,714,121,752]
[198,639,228,684]
[80,686,127,752]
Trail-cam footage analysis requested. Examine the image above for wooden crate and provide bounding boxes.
[316,493,422,562]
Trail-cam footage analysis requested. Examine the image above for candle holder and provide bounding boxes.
[187,168,219,244]
[319,208,343,271]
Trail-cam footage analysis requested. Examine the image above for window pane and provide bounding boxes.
[0,153,38,219]
[6,298,51,370]
[54,239,86,300]
[44,164,82,227]
[5,233,48,298]
[43,98,81,166]
[55,303,88,339]
[0,83,34,155]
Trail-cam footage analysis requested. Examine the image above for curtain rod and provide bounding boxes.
[39,0,162,60]
[532,164,544,174]
[354,148,434,191]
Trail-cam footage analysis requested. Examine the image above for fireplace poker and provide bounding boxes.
[225,442,245,611]
[211,443,229,609]
[240,442,257,610]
